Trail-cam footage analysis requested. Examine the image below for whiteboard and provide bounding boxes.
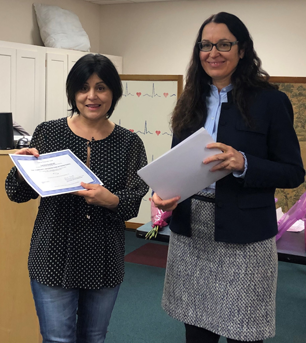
[111,75,183,226]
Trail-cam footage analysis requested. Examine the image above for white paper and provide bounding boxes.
[137,128,230,203]
[10,149,103,197]
[276,207,284,222]
[276,207,305,232]
[287,219,305,232]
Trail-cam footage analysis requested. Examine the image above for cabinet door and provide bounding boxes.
[103,54,123,74]
[67,52,88,73]
[46,53,68,121]
[68,52,123,74]
[15,49,45,135]
[0,47,16,117]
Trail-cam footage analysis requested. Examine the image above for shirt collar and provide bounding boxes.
[209,83,233,97]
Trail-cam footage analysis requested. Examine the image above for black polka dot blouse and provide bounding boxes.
[5,118,149,289]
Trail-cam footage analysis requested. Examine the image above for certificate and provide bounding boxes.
[137,128,230,203]
[10,149,103,197]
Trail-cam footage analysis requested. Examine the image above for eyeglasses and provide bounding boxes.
[198,41,239,52]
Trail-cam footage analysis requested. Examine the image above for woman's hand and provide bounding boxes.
[74,182,119,210]
[204,143,244,172]
[152,192,180,212]
[15,148,40,182]
[15,147,40,157]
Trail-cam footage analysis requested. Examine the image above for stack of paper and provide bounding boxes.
[137,128,230,203]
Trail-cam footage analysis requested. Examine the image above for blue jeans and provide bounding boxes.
[31,279,120,343]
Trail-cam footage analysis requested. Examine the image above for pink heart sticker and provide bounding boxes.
[129,129,134,132]
[136,92,141,97]
[156,131,161,136]
[163,93,169,97]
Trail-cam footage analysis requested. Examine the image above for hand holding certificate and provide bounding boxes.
[137,128,231,203]
[10,149,103,197]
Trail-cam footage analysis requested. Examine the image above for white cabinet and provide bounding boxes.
[0,40,123,133]
[15,49,45,134]
[103,54,123,74]
[68,51,88,72]
[45,49,89,121]
[45,52,68,121]
[0,42,45,135]
[0,47,16,116]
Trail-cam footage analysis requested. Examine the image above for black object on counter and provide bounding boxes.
[0,112,14,150]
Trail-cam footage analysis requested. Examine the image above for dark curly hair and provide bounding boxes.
[66,54,123,118]
[171,12,276,138]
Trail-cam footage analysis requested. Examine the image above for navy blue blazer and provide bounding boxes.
[169,89,305,244]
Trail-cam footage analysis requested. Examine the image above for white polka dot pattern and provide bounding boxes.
[5,118,149,289]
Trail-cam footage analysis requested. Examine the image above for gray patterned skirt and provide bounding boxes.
[162,192,278,341]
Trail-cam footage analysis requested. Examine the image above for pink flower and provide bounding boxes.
[146,201,172,239]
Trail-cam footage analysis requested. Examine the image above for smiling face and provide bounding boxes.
[199,22,244,90]
[75,73,113,122]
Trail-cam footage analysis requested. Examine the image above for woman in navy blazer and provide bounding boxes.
[153,12,304,343]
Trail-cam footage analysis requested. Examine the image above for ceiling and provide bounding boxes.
[83,0,188,5]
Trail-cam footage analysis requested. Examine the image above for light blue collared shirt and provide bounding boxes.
[204,84,247,193]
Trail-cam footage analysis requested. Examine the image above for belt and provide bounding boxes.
[191,194,215,203]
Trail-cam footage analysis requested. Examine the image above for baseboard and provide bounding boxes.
[125,222,144,230]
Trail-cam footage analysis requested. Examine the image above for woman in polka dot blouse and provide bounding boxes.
[5,54,149,343]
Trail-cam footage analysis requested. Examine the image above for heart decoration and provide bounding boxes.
[149,198,152,201]
[163,93,169,97]
[129,129,134,132]
[156,131,161,136]
[136,92,141,97]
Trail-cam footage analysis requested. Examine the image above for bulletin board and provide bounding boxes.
[111,75,183,228]
[270,77,306,212]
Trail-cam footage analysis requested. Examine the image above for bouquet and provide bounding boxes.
[276,191,306,241]
[145,200,172,240]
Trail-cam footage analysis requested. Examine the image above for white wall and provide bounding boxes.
[99,0,306,78]
[0,0,101,53]
[1,0,304,77]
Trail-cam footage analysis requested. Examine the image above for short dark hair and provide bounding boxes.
[66,54,123,118]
